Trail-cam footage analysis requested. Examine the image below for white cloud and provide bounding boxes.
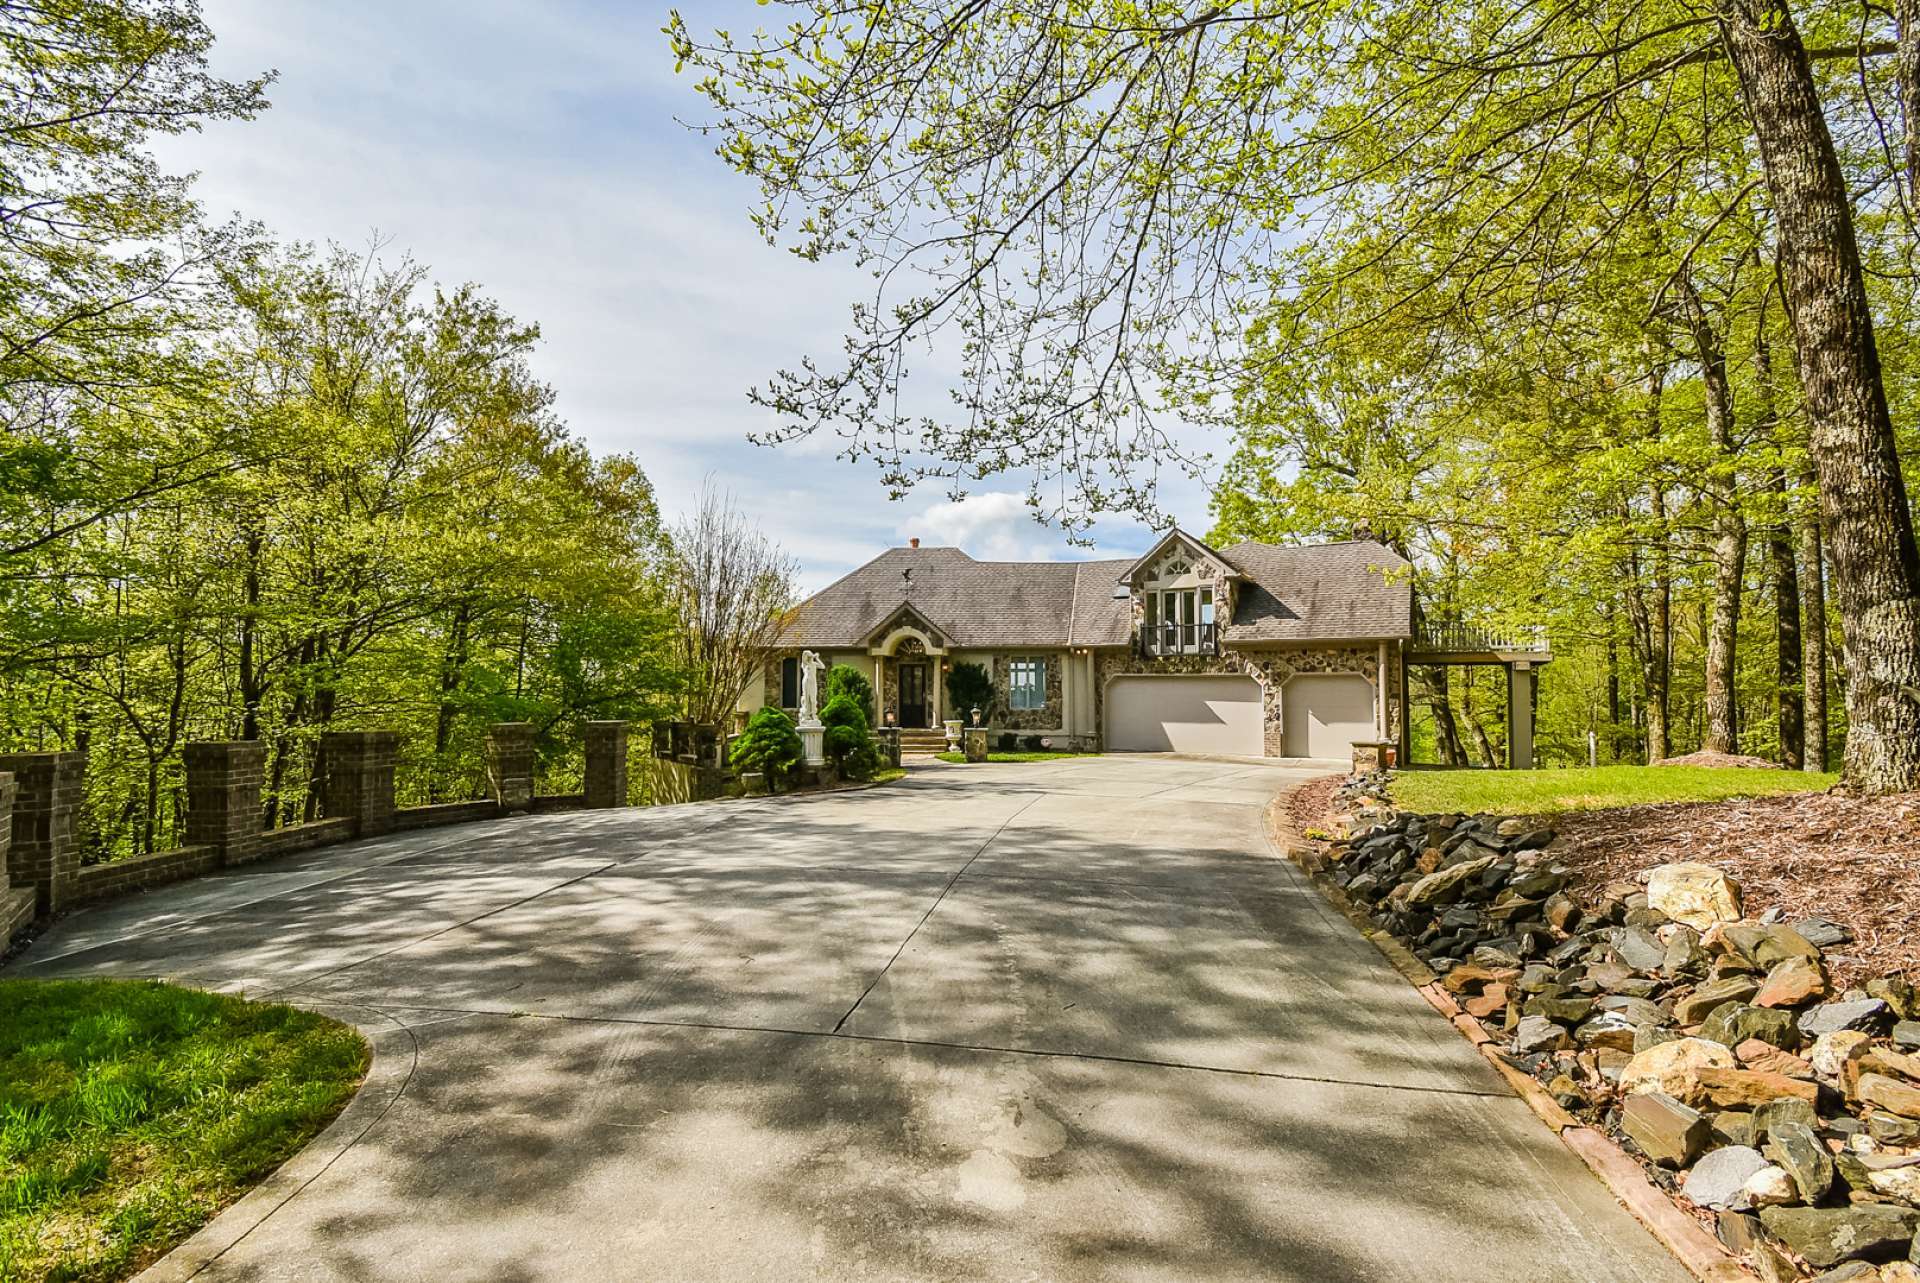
[155,0,1204,589]
[899,492,1086,561]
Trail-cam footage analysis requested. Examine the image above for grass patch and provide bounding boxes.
[0,978,368,1282]
[870,767,907,784]
[933,751,1088,764]
[1389,765,1840,817]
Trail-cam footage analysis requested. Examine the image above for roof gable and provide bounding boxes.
[1119,528,1245,587]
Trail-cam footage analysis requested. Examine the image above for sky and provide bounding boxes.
[154,0,1224,591]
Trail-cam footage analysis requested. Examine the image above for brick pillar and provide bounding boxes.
[183,741,266,865]
[0,751,85,914]
[320,731,399,837]
[0,770,15,885]
[485,722,535,812]
[584,721,628,809]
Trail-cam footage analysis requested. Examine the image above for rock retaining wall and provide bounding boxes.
[1311,773,1920,1282]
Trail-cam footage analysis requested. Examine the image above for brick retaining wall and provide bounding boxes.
[3,719,637,945]
[73,845,220,904]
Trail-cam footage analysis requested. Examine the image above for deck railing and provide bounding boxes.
[1415,622,1550,654]
[1143,621,1219,656]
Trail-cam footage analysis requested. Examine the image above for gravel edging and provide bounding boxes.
[1265,788,1757,1283]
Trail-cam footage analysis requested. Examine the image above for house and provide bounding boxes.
[742,528,1420,761]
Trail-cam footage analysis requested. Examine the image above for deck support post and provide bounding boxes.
[1507,662,1536,770]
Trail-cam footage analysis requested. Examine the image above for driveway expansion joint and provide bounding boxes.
[830,790,1046,1033]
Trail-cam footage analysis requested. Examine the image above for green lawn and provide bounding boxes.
[0,979,368,1282]
[934,751,1087,764]
[1388,764,1839,816]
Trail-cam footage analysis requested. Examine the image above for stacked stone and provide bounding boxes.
[1322,779,1920,1281]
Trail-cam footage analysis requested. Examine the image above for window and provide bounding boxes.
[1144,588,1217,653]
[781,657,799,708]
[1009,658,1046,710]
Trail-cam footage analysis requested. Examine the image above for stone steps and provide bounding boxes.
[898,731,951,752]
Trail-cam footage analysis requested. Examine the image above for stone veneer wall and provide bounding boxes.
[987,651,1067,732]
[1094,644,1403,756]
[761,648,802,712]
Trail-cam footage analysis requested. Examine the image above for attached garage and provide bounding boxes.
[1106,675,1264,756]
[1282,674,1378,759]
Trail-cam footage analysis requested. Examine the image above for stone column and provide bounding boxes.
[485,722,535,812]
[183,741,266,865]
[584,721,628,809]
[963,727,989,763]
[0,751,84,914]
[320,731,400,837]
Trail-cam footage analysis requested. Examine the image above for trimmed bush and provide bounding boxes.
[732,707,803,792]
[946,662,993,722]
[997,731,1018,752]
[824,664,874,725]
[822,693,884,780]
[1021,734,1045,751]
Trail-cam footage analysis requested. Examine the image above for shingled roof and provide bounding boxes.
[1215,539,1412,642]
[773,538,1411,650]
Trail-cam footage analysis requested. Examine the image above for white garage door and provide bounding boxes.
[1282,674,1378,759]
[1106,675,1263,756]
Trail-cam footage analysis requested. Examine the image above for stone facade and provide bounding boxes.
[320,731,400,836]
[761,648,802,713]
[881,637,932,727]
[988,651,1066,731]
[584,721,629,808]
[1094,644,1402,757]
[183,741,266,866]
[0,751,84,914]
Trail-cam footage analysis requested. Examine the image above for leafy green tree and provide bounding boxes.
[945,663,992,724]
[732,707,802,792]
[0,1,268,572]
[672,1,1920,792]
[821,692,881,780]
[823,664,873,726]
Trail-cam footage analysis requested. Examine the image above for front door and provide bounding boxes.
[899,663,929,728]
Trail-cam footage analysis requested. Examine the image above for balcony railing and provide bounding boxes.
[1143,621,1218,655]
[1415,622,1550,654]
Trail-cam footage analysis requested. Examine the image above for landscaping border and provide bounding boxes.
[132,1004,417,1283]
[1264,784,1757,1283]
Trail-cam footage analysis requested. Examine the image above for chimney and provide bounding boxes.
[909,537,920,548]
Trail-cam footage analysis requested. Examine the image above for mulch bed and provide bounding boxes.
[1650,749,1784,770]
[1285,773,1343,843]
[1550,790,1920,986]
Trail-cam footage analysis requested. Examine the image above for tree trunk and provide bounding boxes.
[1421,666,1466,765]
[1900,0,1920,200]
[1681,276,1746,756]
[432,599,475,802]
[1758,325,1805,769]
[1716,0,1920,792]
[1798,460,1830,771]
[1769,466,1805,768]
[239,524,265,741]
[1649,480,1673,762]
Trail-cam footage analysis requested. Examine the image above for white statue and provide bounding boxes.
[797,649,827,725]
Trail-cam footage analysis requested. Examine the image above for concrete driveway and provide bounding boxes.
[13,757,1687,1282]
